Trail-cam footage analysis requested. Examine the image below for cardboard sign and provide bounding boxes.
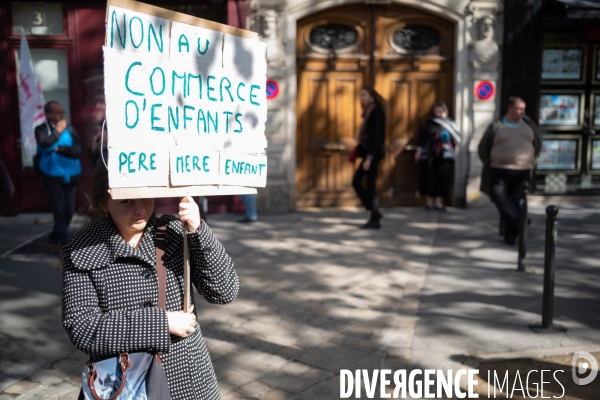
[103,0,267,198]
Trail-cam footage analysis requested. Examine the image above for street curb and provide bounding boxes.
[0,214,89,226]
[528,195,600,206]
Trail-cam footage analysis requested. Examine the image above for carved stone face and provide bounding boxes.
[262,10,277,39]
[478,17,494,41]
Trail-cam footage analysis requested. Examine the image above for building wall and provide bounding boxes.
[1,0,505,215]
[0,3,108,215]
[247,0,503,212]
[0,1,244,215]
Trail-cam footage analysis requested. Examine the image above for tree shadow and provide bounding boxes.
[188,208,439,397]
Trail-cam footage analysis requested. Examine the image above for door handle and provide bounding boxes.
[322,144,346,151]
[15,139,21,149]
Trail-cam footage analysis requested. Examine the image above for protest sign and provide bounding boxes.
[103,0,267,199]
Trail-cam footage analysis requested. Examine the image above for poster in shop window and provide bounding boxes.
[596,48,600,81]
[103,0,268,198]
[538,94,582,128]
[591,139,600,171]
[593,94,600,127]
[541,48,583,81]
[537,138,578,171]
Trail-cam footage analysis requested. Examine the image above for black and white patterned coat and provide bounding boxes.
[62,213,239,400]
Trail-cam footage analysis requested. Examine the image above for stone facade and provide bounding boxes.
[247,0,503,212]
[248,0,293,214]
[466,0,504,206]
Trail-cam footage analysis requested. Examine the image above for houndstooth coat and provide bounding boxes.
[62,213,239,400]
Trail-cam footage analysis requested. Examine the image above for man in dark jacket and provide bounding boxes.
[35,101,82,252]
[478,96,542,245]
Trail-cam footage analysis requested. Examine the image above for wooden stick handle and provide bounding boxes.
[183,225,191,313]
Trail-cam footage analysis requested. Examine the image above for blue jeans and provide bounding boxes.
[490,168,530,237]
[239,194,257,221]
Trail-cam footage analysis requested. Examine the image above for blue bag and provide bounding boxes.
[440,129,456,161]
[37,128,82,183]
[80,352,170,400]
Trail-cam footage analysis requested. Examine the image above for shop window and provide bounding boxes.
[309,24,358,50]
[15,48,70,167]
[12,2,63,35]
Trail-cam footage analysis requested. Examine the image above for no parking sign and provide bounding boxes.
[266,79,279,100]
[475,80,495,101]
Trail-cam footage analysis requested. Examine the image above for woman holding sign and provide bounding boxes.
[62,164,238,400]
[351,87,387,229]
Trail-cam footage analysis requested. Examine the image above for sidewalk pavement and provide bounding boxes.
[0,198,598,399]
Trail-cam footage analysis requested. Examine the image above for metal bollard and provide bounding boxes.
[542,206,559,328]
[529,205,566,333]
[517,181,528,272]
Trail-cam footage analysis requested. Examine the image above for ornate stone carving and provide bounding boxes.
[392,25,440,52]
[470,15,500,71]
[250,8,285,69]
[309,24,358,50]
[467,1,503,21]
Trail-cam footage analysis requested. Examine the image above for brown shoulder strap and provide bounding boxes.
[155,217,167,310]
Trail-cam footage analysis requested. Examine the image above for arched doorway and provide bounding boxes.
[295,3,455,207]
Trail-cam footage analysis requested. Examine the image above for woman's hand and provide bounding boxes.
[167,306,196,338]
[362,158,372,171]
[179,196,201,232]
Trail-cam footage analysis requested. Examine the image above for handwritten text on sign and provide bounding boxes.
[104,6,268,189]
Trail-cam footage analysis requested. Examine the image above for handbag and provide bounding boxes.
[80,217,172,400]
[348,146,359,163]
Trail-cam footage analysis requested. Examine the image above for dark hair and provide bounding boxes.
[432,102,448,115]
[44,100,61,114]
[89,162,110,220]
[507,96,525,107]
[361,86,387,116]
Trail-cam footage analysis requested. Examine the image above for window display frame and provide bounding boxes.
[538,90,585,131]
[540,45,586,84]
[593,45,600,84]
[587,136,600,175]
[536,134,582,175]
[591,91,600,129]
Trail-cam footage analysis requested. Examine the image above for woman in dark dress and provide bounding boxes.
[352,87,386,229]
[415,102,461,211]
[62,164,239,399]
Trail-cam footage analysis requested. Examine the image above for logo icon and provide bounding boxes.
[572,351,598,385]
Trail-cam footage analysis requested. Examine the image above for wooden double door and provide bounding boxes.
[296,3,454,207]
